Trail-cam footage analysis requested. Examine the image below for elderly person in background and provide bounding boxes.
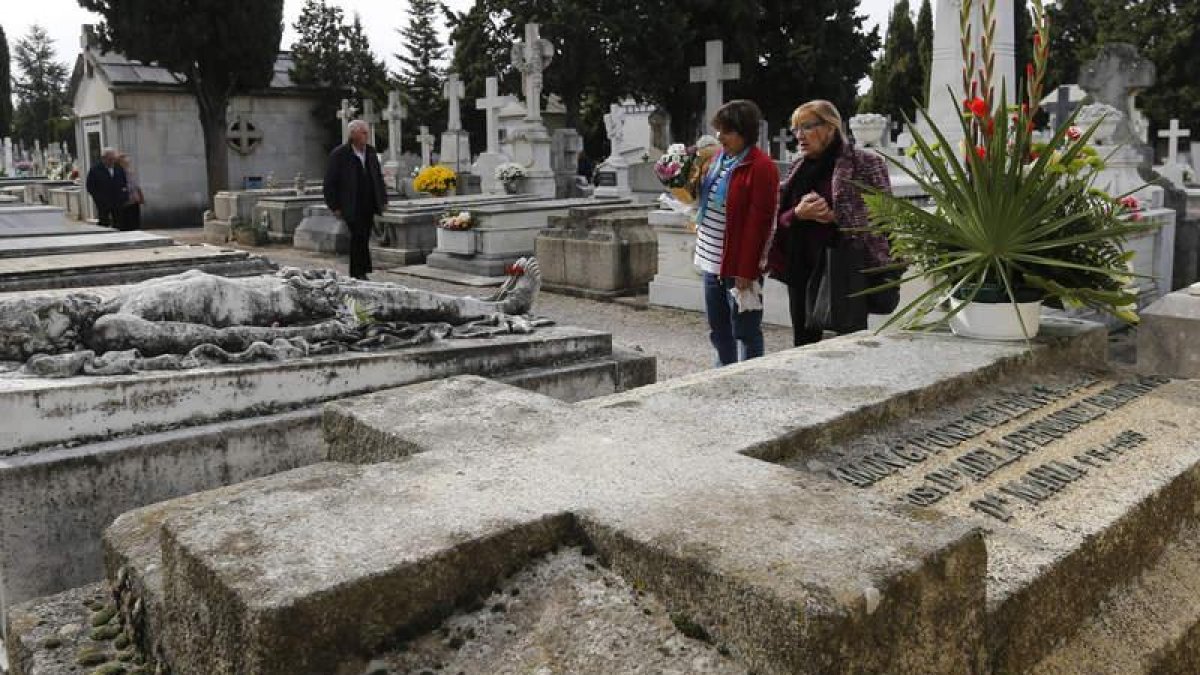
[324,119,388,280]
[117,153,144,231]
[694,100,780,366]
[768,100,893,346]
[85,147,128,230]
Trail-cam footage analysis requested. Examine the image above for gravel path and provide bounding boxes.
[159,229,795,381]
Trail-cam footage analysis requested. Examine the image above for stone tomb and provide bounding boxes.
[0,206,97,238]
[426,197,632,278]
[202,186,323,244]
[0,302,655,635]
[46,186,86,222]
[0,231,173,259]
[1137,285,1200,379]
[371,193,550,267]
[253,193,328,244]
[16,318,1200,674]
[535,205,658,297]
[0,244,276,293]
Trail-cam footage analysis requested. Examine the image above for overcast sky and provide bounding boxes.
[3,0,899,79]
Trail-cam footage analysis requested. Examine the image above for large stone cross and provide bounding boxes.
[475,76,507,155]
[336,98,358,144]
[416,125,435,166]
[131,331,1041,674]
[689,39,740,126]
[361,98,380,147]
[511,23,555,123]
[383,90,407,163]
[1079,43,1156,145]
[443,73,466,132]
[1158,119,1190,166]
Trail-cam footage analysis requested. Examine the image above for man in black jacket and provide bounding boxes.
[323,119,388,280]
[85,148,128,229]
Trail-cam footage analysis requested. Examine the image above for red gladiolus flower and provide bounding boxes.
[1033,33,1041,49]
[986,118,996,136]
[1066,126,1082,141]
[1026,63,1035,79]
[975,146,987,159]
[966,97,988,118]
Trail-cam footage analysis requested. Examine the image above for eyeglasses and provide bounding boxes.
[791,121,826,136]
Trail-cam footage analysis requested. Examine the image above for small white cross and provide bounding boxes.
[383,90,407,163]
[1158,119,1191,166]
[773,127,792,161]
[336,99,358,144]
[361,99,380,147]
[416,125,435,167]
[689,40,740,126]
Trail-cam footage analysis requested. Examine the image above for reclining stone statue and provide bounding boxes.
[0,258,546,377]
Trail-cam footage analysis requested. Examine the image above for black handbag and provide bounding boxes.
[804,234,900,333]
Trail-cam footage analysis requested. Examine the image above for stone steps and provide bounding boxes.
[1029,526,1200,674]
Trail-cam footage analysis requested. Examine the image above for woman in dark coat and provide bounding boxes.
[768,100,893,346]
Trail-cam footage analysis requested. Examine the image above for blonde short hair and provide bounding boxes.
[790,100,849,144]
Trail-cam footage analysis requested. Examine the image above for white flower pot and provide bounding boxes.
[947,297,1043,340]
[437,228,475,255]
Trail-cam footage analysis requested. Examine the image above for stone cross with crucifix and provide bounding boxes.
[361,99,380,148]
[337,99,358,144]
[511,23,555,123]
[416,125,435,167]
[689,39,740,127]
[1049,85,1078,131]
[1158,119,1190,167]
[383,90,406,164]
[475,76,507,155]
[443,73,465,132]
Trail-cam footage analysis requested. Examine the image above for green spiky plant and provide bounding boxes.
[859,0,1156,336]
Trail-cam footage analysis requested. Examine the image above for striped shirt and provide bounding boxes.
[694,163,732,274]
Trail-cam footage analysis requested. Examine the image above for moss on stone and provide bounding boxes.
[76,647,111,666]
[42,637,64,649]
[669,612,712,643]
[90,663,128,675]
[114,632,131,649]
[90,623,122,641]
[91,605,118,626]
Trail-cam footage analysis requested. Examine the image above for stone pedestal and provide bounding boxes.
[535,206,656,297]
[472,152,509,194]
[593,159,631,199]
[292,205,350,254]
[1137,286,1200,378]
[505,123,556,198]
[438,130,473,176]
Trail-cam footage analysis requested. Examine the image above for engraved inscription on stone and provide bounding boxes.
[821,374,1171,521]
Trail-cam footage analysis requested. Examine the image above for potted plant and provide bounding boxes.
[494,162,528,194]
[860,0,1154,339]
[413,165,457,197]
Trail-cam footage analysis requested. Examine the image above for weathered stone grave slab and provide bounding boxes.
[425,197,632,277]
[0,244,276,292]
[0,324,654,632]
[202,186,324,244]
[253,194,327,244]
[371,192,549,267]
[46,187,85,222]
[1138,286,1200,379]
[798,368,1199,672]
[0,206,101,239]
[0,231,173,259]
[84,319,1118,675]
[536,206,657,297]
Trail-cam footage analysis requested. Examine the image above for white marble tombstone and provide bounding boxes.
[382,90,407,191]
[506,23,557,197]
[337,99,357,144]
[1155,119,1192,189]
[439,73,472,174]
[689,40,740,130]
[473,76,514,194]
[924,0,1015,143]
[595,103,631,197]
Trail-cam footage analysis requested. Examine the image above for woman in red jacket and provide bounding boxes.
[694,100,780,366]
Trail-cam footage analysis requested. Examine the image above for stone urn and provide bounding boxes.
[849,113,890,149]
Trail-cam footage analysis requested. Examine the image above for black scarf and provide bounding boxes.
[781,135,843,223]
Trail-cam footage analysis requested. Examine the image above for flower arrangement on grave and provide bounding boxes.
[14,160,33,175]
[494,162,527,185]
[414,166,457,195]
[654,143,699,198]
[438,210,473,230]
[859,0,1156,336]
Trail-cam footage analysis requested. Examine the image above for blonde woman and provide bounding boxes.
[768,100,893,345]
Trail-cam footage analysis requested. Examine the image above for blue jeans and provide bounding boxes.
[702,272,764,366]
